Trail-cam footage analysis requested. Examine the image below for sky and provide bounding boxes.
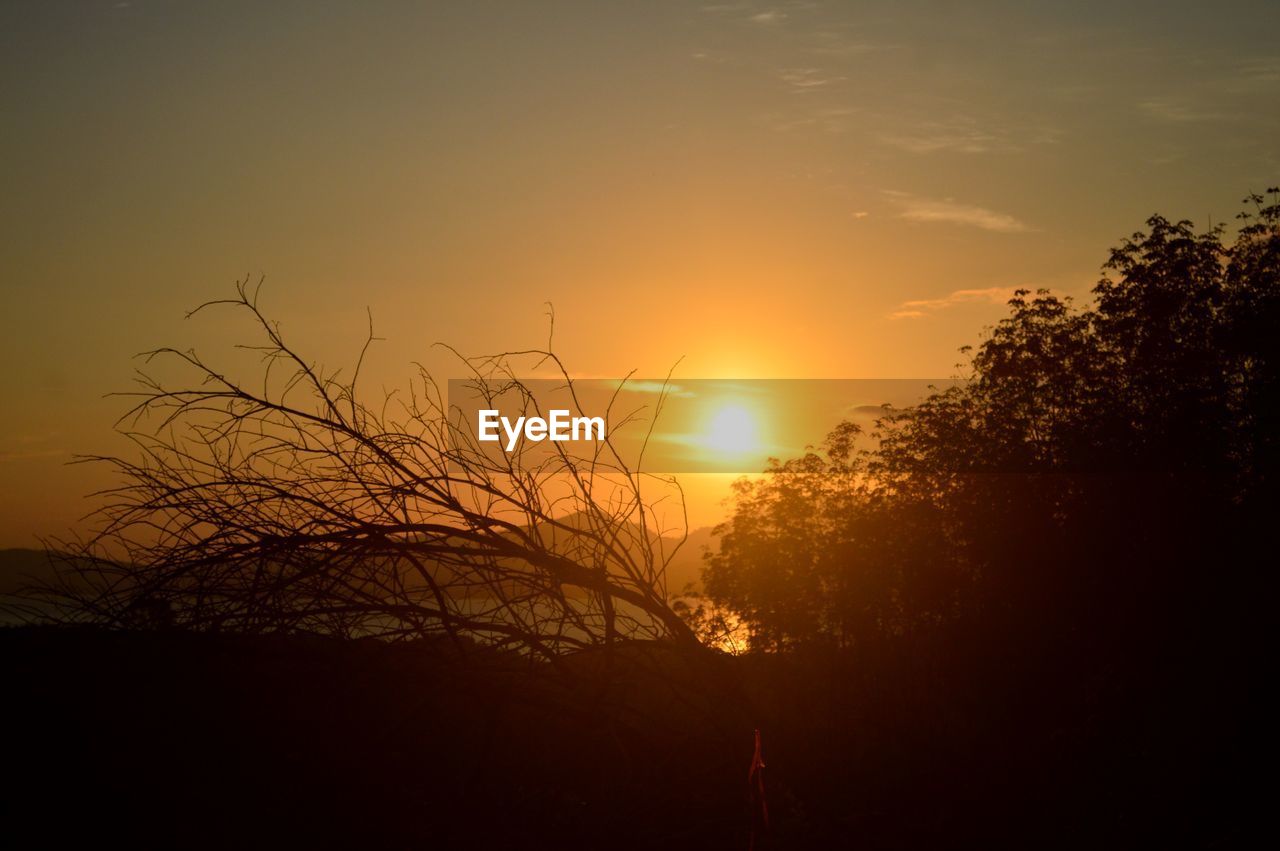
[2,0,1278,545]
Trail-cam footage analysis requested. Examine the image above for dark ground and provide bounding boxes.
[1,624,1264,849]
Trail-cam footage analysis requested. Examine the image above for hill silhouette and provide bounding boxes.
[0,548,61,596]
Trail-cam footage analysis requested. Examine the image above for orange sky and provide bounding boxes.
[2,1,1277,545]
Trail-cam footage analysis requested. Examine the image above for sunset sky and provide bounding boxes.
[2,1,1277,545]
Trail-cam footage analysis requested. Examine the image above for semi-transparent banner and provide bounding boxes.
[446,378,962,474]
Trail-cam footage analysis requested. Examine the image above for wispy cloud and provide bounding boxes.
[846,403,895,417]
[613,380,696,398]
[0,447,67,462]
[884,191,1033,233]
[878,116,1060,155]
[779,67,845,92]
[1229,57,1280,92]
[0,432,66,462]
[805,30,893,57]
[750,9,787,25]
[890,287,1020,320]
[761,105,858,134]
[880,121,999,154]
[1134,57,1280,132]
[1138,98,1231,123]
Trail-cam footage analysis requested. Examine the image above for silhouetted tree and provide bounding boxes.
[36,281,702,659]
[706,189,1280,653]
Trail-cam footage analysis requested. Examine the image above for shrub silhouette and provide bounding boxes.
[32,283,705,657]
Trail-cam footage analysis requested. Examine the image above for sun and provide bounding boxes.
[705,404,759,455]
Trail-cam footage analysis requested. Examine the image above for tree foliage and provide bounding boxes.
[706,189,1280,651]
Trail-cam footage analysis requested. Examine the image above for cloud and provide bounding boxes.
[884,191,1033,233]
[0,447,67,462]
[764,105,858,134]
[779,67,845,92]
[1230,57,1280,92]
[806,31,893,57]
[0,432,67,462]
[750,9,787,25]
[613,380,696,398]
[880,125,999,154]
[1138,98,1230,123]
[889,287,1020,319]
[878,115,1060,155]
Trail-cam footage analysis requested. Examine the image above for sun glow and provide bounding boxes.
[705,404,760,455]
